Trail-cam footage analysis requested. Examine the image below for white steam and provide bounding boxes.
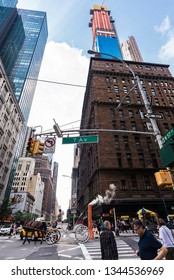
[89,184,116,206]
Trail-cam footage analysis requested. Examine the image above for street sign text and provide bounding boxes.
[62,135,99,144]
[162,129,174,144]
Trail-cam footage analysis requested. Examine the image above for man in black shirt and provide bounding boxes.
[133,220,167,260]
[100,220,118,260]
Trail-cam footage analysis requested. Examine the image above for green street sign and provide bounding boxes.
[162,129,174,144]
[159,141,174,167]
[62,135,99,144]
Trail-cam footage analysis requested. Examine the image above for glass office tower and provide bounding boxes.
[0,7,48,199]
[0,9,48,121]
[0,0,18,44]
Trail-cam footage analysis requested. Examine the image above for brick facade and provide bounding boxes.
[78,57,174,219]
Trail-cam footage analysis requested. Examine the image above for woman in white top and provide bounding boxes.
[158,218,174,260]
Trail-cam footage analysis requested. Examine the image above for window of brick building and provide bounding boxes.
[116,95,121,102]
[128,110,133,117]
[123,136,129,148]
[120,121,126,130]
[151,154,158,168]
[117,153,122,167]
[125,96,130,103]
[138,153,145,166]
[120,179,127,190]
[114,135,119,147]
[123,86,128,94]
[144,175,152,190]
[118,109,123,118]
[114,85,119,93]
[110,108,115,119]
[126,153,132,167]
[107,87,111,92]
[112,120,117,129]
[130,175,138,190]
[134,136,140,148]
[131,121,137,131]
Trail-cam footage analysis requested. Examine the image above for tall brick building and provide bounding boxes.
[77,57,174,219]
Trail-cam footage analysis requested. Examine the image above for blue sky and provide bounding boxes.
[18,0,174,71]
[17,0,174,214]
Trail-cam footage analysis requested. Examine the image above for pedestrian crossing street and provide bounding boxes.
[83,238,139,260]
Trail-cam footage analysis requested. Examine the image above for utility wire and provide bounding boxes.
[2,73,86,88]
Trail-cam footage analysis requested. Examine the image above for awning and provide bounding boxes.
[137,207,157,217]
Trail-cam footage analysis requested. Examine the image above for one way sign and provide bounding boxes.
[144,113,163,120]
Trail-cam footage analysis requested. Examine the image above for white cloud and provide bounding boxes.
[28,41,89,213]
[154,16,174,66]
[158,33,174,61]
[154,16,171,34]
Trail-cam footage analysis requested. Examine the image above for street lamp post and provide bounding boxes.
[88,50,163,149]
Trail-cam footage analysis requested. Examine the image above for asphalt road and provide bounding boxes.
[0,233,85,260]
[0,231,141,260]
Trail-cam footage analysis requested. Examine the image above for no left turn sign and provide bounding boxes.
[44,137,56,153]
[45,137,56,147]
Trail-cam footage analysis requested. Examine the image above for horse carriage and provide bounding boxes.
[21,220,61,245]
[21,220,90,245]
[66,223,90,243]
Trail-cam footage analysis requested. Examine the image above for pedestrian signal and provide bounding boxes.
[154,170,173,188]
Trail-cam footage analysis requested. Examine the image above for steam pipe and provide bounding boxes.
[88,204,94,239]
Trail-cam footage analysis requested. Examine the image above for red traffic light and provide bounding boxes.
[26,138,35,153]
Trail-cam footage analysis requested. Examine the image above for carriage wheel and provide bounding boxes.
[45,229,61,245]
[75,225,90,243]
[52,229,61,243]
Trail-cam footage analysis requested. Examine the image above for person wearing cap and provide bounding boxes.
[133,219,167,260]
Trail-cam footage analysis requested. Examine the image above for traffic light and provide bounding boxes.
[26,138,36,154]
[33,140,45,155]
[110,209,114,215]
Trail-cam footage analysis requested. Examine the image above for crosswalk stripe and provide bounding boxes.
[82,239,138,260]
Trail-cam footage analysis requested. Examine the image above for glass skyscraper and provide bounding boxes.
[0,0,18,44]
[0,2,48,199]
[0,8,48,121]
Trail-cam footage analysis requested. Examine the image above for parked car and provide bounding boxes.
[0,225,11,236]
[16,225,23,234]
